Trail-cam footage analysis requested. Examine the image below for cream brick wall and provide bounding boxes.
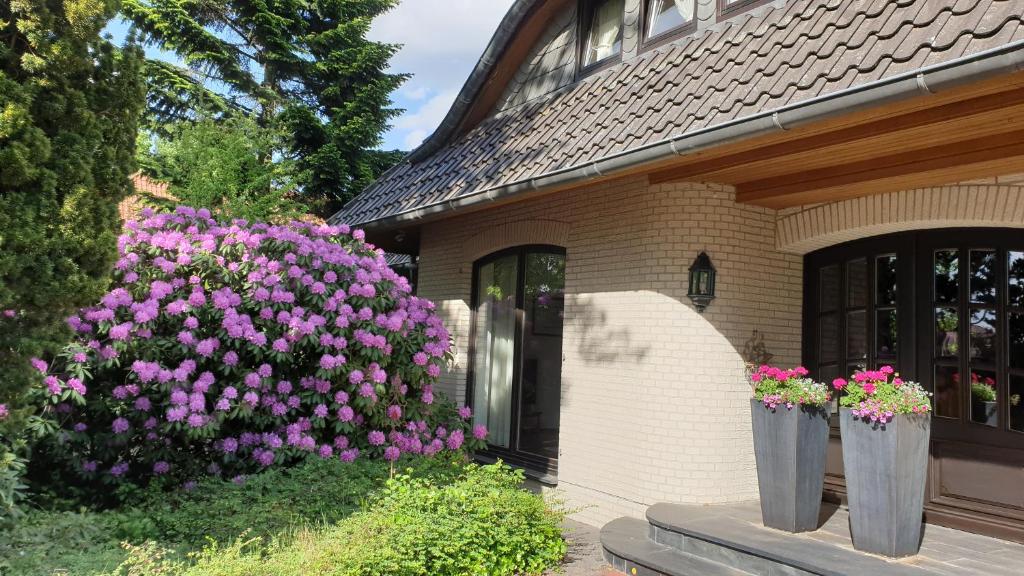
[417,176,803,527]
[777,178,1024,254]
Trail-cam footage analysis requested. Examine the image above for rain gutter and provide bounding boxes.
[349,39,1024,231]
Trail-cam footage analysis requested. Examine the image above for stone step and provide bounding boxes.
[601,517,754,576]
[644,503,942,576]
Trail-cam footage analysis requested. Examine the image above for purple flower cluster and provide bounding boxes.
[36,207,487,484]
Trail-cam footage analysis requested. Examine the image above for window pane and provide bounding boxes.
[970,249,997,304]
[934,365,961,419]
[820,264,840,313]
[970,369,998,427]
[970,308,997,364]
[1011,375,1024,433]
[472,255,519,448]
[648,0,694,38]
[876,255,897,306]
[819,314,839,364]
[876,309,897,360]
[818,364,840,414]
[847,310,866,360]
[1011,312,1024,370]
[847,258,867,308]
[935,249,959,303]
[519,252,565,459]
[935,307,960,358]
[1010,251,1024,307]
[583,0,624,66]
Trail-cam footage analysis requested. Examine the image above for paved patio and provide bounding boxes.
[603,499,1024,575]
[547,519,619,576]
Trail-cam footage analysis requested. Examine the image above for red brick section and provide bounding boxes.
[119,173,174,223]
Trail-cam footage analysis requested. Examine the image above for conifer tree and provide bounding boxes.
[124,0,407,215]
[0,0,146,409]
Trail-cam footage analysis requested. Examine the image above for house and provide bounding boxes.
[331,0,1024,562]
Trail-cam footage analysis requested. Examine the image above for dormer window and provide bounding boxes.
[646,0,696,41]
[580,0,624,70]
[718,0,771,17]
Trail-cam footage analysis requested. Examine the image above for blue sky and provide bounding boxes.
[108,1,515,151]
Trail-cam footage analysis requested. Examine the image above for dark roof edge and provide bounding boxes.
[347,39,1024,230]
[405,0,541,163]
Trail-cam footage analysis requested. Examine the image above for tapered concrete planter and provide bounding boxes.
[750,398,830,533]
[840,408,931,557]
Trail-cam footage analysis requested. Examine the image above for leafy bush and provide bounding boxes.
[0,509,128,575]
[104,463,566,576]
[136,454,466,547]
[136,116,307,222]
[32,207,486,490]
[0,456,469,575]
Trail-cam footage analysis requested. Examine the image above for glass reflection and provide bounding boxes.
[970,309,997,363]
[847,258,867,308]
[820,265,840,313]
[969,369,998,427]
[876,309,897,360]
[970,250,997,304]
[1011,375,1024,433]
[876,255,897,306]
[1011,312,1024,370]
[1010,251,1024,307]
[935,250,959,303]
[847,310,866,360]
[820,314,839,363]
[935,307,959,358]
[934,365,961,418]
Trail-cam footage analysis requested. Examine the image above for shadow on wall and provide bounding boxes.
[569,294,650,366]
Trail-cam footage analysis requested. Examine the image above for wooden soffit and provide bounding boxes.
[647,72,1024,209]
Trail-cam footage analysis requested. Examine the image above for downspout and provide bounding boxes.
[342,39,1024,230]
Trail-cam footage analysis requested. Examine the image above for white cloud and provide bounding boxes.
[371,0,516,150]
[394,88,460,149]
[400,85,430,101]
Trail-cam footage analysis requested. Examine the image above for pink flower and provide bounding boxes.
[832,378,847,390]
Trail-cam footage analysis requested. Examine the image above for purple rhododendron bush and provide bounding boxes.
[32,206,486,486]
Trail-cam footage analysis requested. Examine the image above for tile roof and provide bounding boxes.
[337,0,1024,227]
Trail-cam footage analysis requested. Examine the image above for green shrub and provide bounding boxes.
[0,456,466,575]
[104,463,566,576]
[135,455,466,547]
[0,509,128,575]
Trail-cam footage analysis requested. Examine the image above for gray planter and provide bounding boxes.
[840,408,931,557]
[750,398,830,533]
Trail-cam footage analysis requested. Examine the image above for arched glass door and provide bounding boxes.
[470,246,565,473]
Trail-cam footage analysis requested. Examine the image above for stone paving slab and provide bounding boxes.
[548,519,619,576]
[646,500,1024,575]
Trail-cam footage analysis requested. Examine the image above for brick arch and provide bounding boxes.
[776,182,1024,255]
[463,219,570,263]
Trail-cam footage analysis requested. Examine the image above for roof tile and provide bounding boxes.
[336,0,1024,225]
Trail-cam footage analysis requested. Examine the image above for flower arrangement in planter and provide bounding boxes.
[832,365,931,424]
[967,372,998,426]
[748,365,830,533]
[832,366,931,557]
[751,365,830,410]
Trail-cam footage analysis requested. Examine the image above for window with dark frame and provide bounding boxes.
[643,0,696,47]
[579,0,625,73]
[717,0,771,18]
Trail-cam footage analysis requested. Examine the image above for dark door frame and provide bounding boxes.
[467,245,566,476]
[803,228,1024,542]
